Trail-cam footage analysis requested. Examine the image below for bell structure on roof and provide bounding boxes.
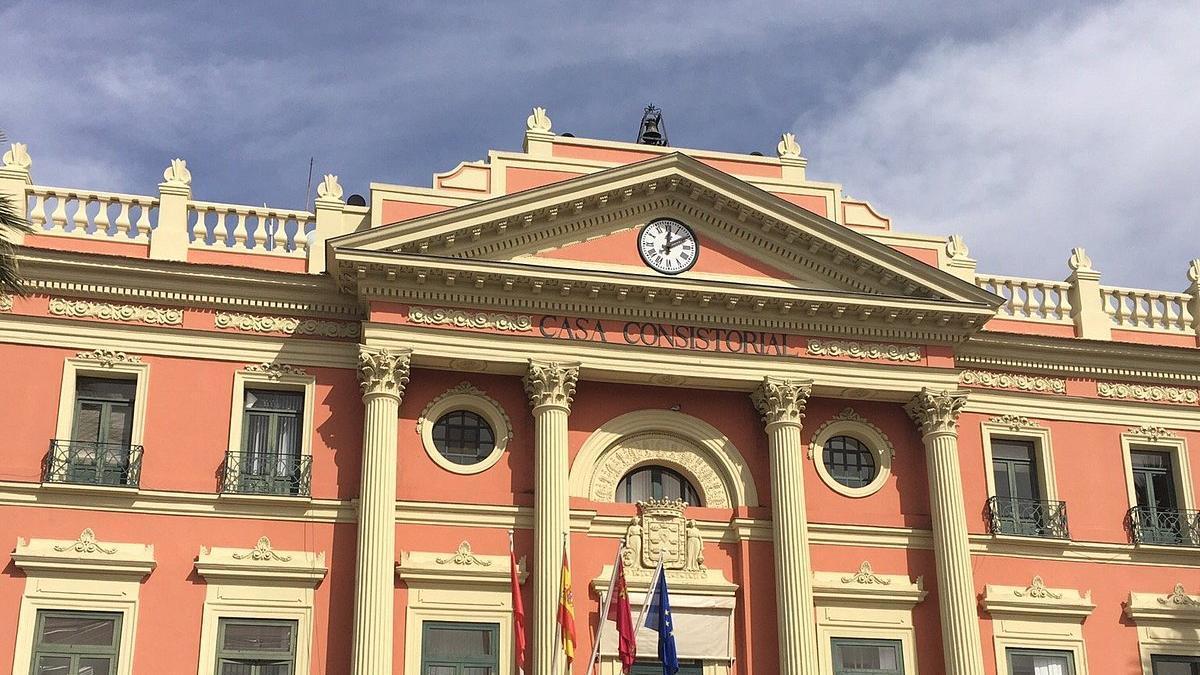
[636,104,668,146]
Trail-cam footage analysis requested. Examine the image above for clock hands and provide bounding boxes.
[662,236,689,253]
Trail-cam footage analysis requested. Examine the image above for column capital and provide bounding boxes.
[358,346,412,401]
[905,388,969,437]
[523,359,579,413]
[751,376,814,429]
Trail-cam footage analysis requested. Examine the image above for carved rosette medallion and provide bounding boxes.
[358,347,412,400]
[523,360,579,412]
[751,376,813,428]
[232,536,292,563]
[622,499,705,576]
[905,388,969,437]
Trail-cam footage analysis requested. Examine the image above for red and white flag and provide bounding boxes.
[509,531,527,674]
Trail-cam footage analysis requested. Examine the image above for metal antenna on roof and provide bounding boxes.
[304,157,314,208]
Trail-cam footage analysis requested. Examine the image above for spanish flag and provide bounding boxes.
[558,547,577,665]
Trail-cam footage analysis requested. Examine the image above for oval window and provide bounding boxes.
[431,410,496,466]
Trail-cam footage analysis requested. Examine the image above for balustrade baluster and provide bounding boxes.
[134,200,153,240]
[50,193,68,232]
[29,193,47,229]
[95,197,112,235]
[271,213,289,251]
[231,209,247,248]
[71,195,91,234]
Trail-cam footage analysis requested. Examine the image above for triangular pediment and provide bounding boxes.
[331,153,997,306]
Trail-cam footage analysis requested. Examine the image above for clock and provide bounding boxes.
[637,218,699,275]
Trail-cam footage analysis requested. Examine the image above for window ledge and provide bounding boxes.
[40,481,141,500]
[989,533,1072,549]
[217,492,314,508]
[1131,540,1200,553]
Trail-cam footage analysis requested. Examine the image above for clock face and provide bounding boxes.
[637,219,699,275]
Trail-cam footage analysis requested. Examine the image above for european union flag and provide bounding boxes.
[644,572,679,675]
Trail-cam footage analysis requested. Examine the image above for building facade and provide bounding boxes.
[1,108,1199,675]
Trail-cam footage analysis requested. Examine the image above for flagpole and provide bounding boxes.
[632,549,667,634]
[509,529,524,675]
[587,539,625,675]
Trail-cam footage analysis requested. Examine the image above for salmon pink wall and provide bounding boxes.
[187,249,307,273]
[0,506,355,673]
[505,168,584,194]
[380,200,452,225]
[23,233,149,258]
[773,192,828,217]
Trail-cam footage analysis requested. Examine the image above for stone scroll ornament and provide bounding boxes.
[358,347,412,399]
[523,360,579,411]
[905,388,968,436]
[750,376,813,427]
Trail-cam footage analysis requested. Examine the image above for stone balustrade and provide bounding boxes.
[27,186,159,243]
[187,199,314,256]
[976,274,1074,324]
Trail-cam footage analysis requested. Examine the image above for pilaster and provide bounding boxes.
[150,159,192,262]
[310,174,346,274]
[750,376,819,675]
[524,359,578,675]
[351,346,412,675]
[905,388,984,675]
[1065,247,1110,340]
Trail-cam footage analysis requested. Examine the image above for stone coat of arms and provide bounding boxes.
[622,499,705,574]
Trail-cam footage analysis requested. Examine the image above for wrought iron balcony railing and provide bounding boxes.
[1128,506,1200,547]
[986,496,1070,539]
[44,440,143,488]
[220,451,311,497]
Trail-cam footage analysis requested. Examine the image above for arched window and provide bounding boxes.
[617,466,701,506]
[822,435,877,488]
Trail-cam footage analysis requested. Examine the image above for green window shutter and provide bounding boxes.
[1005,648,1075,675]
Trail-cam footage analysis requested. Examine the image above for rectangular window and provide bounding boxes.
[1154,654,1200,674]
[62,377,137,486]
[991,439,1044,536]
[1007,648,1074,675]
[215,618,296,675]
[235,390,304,495]
[631,662,703,675]
[32,610,122,675]
[420,621,499,675]
[832,638,904,674]
[1131,449,1186,544]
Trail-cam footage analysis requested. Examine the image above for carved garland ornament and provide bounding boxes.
[988,414,1041,431]
[49,298,183,326]
[231,536,292,563]
[1158,583,1200,607]
[524,360,579,411]
[1097,382,1199,405]
[841,561,891,585]
[959,369,1066,394]
[358,347,412,399]
[751,376,813,427]
[806,339,921,363]
[435,541,492,567]
[1014,575,1063,599]
[905,388,968,436]
[244,362,309,380]
[591,433,731,508]
[409,305,532,332]
[1127,424,1177,442]
[53,528,117,555]
[215,311,360,338]
[74,349,143,367]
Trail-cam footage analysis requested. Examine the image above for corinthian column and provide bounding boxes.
[351,346,411,675]
[905,388,983,675]
[524,359,579,675]
[751,376,819,675]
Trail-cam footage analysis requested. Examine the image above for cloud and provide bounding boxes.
[802,0,1200,288]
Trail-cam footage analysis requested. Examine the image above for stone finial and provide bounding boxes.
[1067,247,1093,273]
[526,106,553,133]
[776,132,802,160]
[1187,259,1199,285]
[2,142,31,170]
[316,174,344,202]
[162,158,192,187]
[946,234,970,260]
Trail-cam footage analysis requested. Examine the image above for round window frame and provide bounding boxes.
[418,384,512,475]
[808,410,894,498]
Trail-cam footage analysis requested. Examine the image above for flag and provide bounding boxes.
[509,533,526,674]
[558,547,577,665]
[607,561,637,673]
[644,572,679,675]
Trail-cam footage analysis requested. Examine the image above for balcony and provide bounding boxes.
[986,496,1070,539]
[220,451,311,497]
[1128,506,1200,547]
[44,440,143,488]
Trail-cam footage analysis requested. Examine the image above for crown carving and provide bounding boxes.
[639,498,687,518]
[1128,424,1176,442]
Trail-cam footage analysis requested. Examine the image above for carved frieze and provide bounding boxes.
[591,433,730,508]
[409,305,532,332]
[0,293,11,312]
[1097,382,1199,405]
[49,298,183,326]
[1159,583,1200,607]
[905,388,968,436]
[74,349,143,367]
[751,376,813,427]
[807,339,921,362]
[358,347,412,399]
[988,414,1041,431]
[622,499,705,576]
[215,311,360,338]
[231,536,292,563]
[1126,424,1177,442]
[959,369,1066,394]
[244,362,309,380]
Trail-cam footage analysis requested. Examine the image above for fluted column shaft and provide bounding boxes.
[351,347,411,675]
[525,360,579,675]
[906,388,984,675]
[752,377,819,675]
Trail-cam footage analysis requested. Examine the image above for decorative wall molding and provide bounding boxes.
[808,407,896,460]
[49,298,184,326]
[593,433,732,508]
[435,541,492,567]
[1014,575,1063,599]
[1126,424,1178,442]
[398,545,525,586]
[1158,583,1200,608]
[409,305,532,332]
[231,536,293,563]
[196,538,325,584]
[751,376,812,427]
[813,565,925,607]
[1097,381,1200,405]
[840,561,891,585]
[243,361,310,380]
[53,528,117,555]
[988,414,1041,431]
[1126,584,1200,623]
[621,499,706,574]
[417,382,513,441]
[0,293,11,312]
[806,338,921,362]
[982,577,1094,618]
[214,311,360,338]
[74,349,143,367]
[959,369,1067,394]
[13,528,156,577]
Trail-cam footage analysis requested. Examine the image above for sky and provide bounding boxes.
[2,0,1197,289]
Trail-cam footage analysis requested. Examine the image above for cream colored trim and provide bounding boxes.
[1120,427,1194,513]
[1125,583,1200,673]
[982,576,1093,675]
[194,536,325,675]
[227,363,316,459]
[964,391,1200,431]
[808,408,895,498]
[568,409,758,507]
[11,528,155,675]
[51,351,150,481]
[813,562,925,675]
[416,382,512,475]
[980,416,1058,502]
[397,542,523,675]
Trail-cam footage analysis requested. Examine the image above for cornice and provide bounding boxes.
[959,332,1200,384]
